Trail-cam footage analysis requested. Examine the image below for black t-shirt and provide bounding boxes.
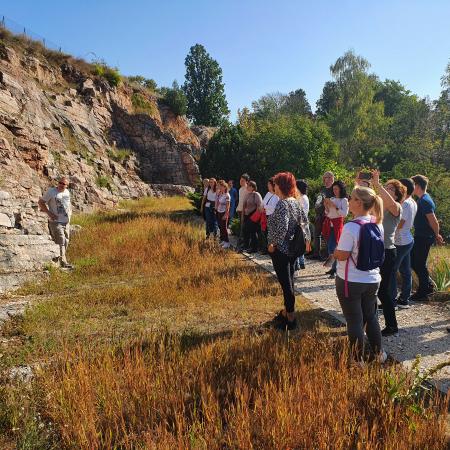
[315,186,334,217]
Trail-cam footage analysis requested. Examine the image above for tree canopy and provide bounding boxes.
[183,44,229,126]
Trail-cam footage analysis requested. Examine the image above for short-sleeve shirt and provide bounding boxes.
[263,192,280,216]
[203,187,217,207]
[336,215,383,283]
[414,193,435,238]
[394,197,417,246]
[216,193,230,213]
[383,208,402,249]
[41,187,71,224]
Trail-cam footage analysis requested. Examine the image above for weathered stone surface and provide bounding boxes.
[0,45,200,215]
[0,45,203,294]
[0,212,12,227]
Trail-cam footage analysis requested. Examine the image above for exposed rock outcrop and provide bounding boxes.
[0,43,200,292]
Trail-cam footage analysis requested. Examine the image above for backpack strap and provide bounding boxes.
[344,219,364,298]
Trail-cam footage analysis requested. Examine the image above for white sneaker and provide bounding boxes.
[377,350,388,364]
[222,242,231,249]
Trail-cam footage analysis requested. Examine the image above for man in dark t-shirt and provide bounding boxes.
[410,174,444,301]
[309,171,334,259]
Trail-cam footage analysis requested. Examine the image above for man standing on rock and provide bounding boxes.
[38,177,73,269]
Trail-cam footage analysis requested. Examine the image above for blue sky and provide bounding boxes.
[2,1,450,120]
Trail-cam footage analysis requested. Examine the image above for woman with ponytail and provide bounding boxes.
[333,186,387,363]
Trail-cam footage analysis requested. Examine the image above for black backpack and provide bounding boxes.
[287,201,307,258]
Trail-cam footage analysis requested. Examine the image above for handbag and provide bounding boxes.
[250,209,262,223]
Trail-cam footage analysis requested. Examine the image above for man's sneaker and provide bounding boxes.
[299,263,306,270]
[60,260,74,269]
[381,326,399,337]
[397,298,411,309]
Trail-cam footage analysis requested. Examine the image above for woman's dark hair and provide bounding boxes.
[241,173,250,182]
[331,180,347,199]
[399,178,414,196]
[248,180,257,191]
[209,177,217,192]
[296,179,308,195]
[268,177,275,189]
[273,172,296,198]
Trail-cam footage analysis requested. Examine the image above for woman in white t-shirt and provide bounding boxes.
[201,178,218,238]
[215,179,231,248]
[333,186,386,363]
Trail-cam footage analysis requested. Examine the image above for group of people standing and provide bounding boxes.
[200,169,444,362]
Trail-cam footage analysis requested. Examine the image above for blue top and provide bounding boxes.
[229,187,238,207]
[414,193,435,238]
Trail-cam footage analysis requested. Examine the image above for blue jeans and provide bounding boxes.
[294,254,305,271]
[204,205,218,236]
[391,241,414,302]
[327,229,337,272]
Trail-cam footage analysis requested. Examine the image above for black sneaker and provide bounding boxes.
[410,292,431,302]
[325,269,334,275]
[381,326,399,337]
[300,263,306,270]
[274,318,297,331]
[397,298,410,309]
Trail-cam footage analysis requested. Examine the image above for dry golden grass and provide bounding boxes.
[0,196,448,448]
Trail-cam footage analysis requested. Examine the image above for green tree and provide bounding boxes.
[316,81,339,118]
[280,89,312,116]
[433,60,450,169]
[323,50,389,167]
[183,44,229,126]
[200,115,338,191]
[251,89,311,119]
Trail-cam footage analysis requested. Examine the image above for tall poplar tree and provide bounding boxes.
[183,44,230,126]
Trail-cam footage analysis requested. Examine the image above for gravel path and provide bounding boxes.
[235,242,450,393]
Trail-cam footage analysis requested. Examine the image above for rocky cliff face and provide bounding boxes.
[0,42,201,292]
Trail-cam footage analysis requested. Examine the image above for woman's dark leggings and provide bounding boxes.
[243,215,259,250]
[270,249,296,313]
[217,211,229,242]
[378,248,398,329]
[336,277,382,359]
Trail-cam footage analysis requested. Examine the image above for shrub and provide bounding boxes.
[131,93,157,116]
[186,191,203,216]
[95,175,112,190]
[230,217,241,235]
[106,147,132,164]
[92,63,121,87]
[162,82,187,116]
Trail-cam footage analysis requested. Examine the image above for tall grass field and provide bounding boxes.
[0,197,448,449]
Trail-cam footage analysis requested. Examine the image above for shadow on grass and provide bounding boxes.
[92,209,196,225]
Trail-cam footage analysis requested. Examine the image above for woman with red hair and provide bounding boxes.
[267,172,311,330]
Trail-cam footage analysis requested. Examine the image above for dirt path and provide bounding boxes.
[233,239,450,393]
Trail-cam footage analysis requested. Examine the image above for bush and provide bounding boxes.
[107,147,132,164]
[162,82,187,116]
[95,175,113,190]
[131,93,158,116]
[230,217,241,236]
[186,191,203,216]
[92,63,121,87]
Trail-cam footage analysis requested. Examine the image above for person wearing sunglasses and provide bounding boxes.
[38,177,73,269]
